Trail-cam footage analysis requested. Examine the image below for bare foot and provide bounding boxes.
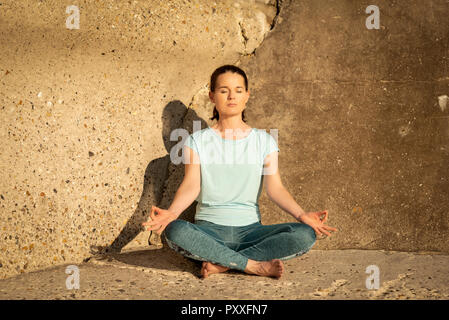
[244,259,284,279]
[201,261,230,279]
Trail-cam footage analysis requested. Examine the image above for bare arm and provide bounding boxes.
[263,151,338,237]
[263,151,306,219]
[143,145,201,234]
[168,145,201,217]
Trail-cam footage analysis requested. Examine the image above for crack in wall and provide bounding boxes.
[271,0,284,30]
[238,21,249,50]
[238,0,284,56]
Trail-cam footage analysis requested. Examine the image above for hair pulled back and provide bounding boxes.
[209,65,248,122]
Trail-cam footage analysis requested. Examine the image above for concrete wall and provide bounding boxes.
[239,0,448,252]
[1,0,448,280]
[0,0,279,279]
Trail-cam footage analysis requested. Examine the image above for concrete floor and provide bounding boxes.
[0,246,447,300]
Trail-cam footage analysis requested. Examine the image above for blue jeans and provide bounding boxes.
[163,219,316,272]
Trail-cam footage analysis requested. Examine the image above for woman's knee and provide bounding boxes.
[291,223,316,249]
[164,219,189,244]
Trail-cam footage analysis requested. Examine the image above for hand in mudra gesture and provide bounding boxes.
[297,210,338,239]
[142,206,178,235]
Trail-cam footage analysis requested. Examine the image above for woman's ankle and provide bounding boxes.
[244,259,259,274]
[243,259,284,278]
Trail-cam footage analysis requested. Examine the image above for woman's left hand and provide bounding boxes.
[297,210,338,238]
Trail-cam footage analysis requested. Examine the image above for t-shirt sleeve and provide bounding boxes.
[183,133,199,154]
[263,132,280,160]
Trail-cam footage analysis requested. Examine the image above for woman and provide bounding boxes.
[143,65,337,279]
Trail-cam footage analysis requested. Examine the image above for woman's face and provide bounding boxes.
[209,71,250,119]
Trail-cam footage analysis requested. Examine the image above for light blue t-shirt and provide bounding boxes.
[183,127,280,226]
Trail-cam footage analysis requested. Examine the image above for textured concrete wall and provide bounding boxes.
[237,0,448,252]
[0,0,279,279]
[1,0,448,281]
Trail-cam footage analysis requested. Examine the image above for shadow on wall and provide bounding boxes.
[90,100,209,256]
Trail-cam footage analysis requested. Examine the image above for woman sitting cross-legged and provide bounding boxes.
[143,64,337,279]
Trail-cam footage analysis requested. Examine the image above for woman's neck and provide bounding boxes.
[213,118,251,131]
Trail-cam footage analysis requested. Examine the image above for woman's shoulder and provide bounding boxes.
[253,128,277,138]
[189,127,210,139]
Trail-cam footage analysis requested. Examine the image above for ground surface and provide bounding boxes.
[0,247,447,300]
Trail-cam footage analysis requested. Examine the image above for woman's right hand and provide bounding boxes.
[142,206,178,235]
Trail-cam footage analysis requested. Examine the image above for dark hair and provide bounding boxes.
[209,65,248,122]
